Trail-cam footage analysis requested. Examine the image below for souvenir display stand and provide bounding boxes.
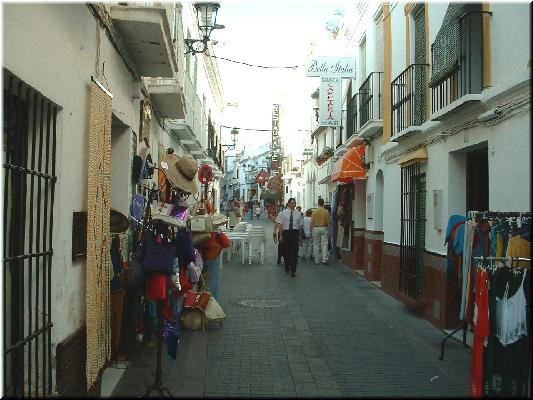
[139,184,173,398]
[128,157,228,398]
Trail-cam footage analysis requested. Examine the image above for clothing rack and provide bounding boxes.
[467,211,531,218]
[439,211,531,361]
[473,256,531,263]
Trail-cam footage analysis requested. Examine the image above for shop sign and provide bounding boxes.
[271,104,282,173]
[319,77,342,127]
[306,56,356,78]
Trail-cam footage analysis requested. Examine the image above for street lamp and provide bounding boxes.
[185,2,224,55]
[221,127,239,150]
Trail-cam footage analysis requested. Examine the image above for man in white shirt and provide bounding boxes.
[275,198,304,276]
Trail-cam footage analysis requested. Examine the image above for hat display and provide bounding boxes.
[160,154,199,195]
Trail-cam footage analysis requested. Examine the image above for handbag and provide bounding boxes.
[186,249,203,283]
[191,232,211,246]
[142,231,176,273]
[181,309,204,330]
[184,289,199,309]
[188,214,214,232]
[196,291,211,312]
[204,296,225,323]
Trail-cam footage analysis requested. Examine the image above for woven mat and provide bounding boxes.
[86,81,112,390]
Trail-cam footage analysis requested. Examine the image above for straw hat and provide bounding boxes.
[212,213,229,227]
[110,209,130,233]
[160,154,199,194]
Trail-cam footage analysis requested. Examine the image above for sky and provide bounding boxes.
[212,0,352,155]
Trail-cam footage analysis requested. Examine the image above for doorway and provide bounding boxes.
[466,147,488,212]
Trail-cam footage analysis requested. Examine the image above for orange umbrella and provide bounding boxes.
[330,145,367,183]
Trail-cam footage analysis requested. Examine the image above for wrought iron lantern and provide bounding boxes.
[185,2,224,55]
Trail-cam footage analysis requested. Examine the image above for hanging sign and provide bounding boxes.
[271,104,282,173]
[319,77,342,127]
[306,56,356,78]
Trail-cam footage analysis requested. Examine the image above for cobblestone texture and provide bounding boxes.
[112,217,471,397]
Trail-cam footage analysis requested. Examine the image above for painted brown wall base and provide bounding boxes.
[340,228,365,269]
[364,230,384,282]
[380,243,460,330]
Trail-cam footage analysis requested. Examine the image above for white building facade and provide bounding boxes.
[321,1,531,331]
[3,2,225,396]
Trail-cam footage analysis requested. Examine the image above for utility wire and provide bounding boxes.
[206,54,300,69]
[221,125,271,131]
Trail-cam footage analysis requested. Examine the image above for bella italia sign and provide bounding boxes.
[306,57,356,78]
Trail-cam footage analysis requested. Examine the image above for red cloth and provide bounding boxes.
[470,267,490,397]
[146,273,167,301]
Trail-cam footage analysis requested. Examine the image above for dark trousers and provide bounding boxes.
[282,229,300,273]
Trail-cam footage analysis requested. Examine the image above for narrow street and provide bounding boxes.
[113,216,471,398]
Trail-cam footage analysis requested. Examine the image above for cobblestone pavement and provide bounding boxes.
[112,216,471,397]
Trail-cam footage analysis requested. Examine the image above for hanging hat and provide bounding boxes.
[110,209,130,233]
[160,154,199,195]
[212,213,229,227]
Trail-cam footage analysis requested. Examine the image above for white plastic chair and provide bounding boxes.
[246,226,266,264]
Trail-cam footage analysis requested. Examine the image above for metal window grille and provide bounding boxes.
[3,68,57,397]
[399,163,426,299]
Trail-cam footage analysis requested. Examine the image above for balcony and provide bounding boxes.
[430,11,490,120]
[345,93,359,148]
[110,4,177,78]
[391,64,430,140]
[357,72,384,138]
[166,73,202,142]
[145,77,185,119]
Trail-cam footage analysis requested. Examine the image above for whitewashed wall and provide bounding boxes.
[3,3,141,353]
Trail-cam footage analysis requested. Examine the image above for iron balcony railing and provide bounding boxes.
[430,11,491,115]
[346,93,359,140]
[358,72,384,127]
[391,63,430,136]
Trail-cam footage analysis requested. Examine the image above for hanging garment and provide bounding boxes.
[445,218,465,281]
[506,236,531,269]
[460,220,476,320]
[470,266,490,397]
[495,269,528,346]
[484,268,530,397]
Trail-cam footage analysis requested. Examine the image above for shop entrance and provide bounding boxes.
[466,147,488,212]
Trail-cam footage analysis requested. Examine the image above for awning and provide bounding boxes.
[318,175,331,185]
[398,146,428,167]
[255,170,270,184]
[330,145,367,183]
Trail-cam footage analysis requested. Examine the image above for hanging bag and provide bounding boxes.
[204,296,226,324]
[142,230,176,273]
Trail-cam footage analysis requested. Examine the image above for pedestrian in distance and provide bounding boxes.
[299,209,313,260]
[274,200,289,266]
[255,203,261,219]
[311,198,331,265]
[276,198,304,277]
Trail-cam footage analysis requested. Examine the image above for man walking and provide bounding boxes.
[276,198,303,277]
[311,198,331,265]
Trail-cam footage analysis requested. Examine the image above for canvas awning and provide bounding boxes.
[398,146,428,167]
[330,145,367,183]
[318,175,331,185]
